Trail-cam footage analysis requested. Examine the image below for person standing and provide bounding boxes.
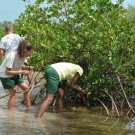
[36,59,88,118]
[0,24,33,86]
[0,24,21,59]
[0,40,33,109]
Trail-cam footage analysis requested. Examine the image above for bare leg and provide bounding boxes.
[56,88,64,113]
[8,88,17,109]
[20,73,32,105]
[36,94,54,118]
[18,83,31,109]
[27,72,32,85]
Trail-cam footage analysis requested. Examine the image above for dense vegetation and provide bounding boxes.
[1,0,135,116]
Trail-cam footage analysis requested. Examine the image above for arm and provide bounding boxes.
[0,48,4,59]
[22,64,30,70]
[22,64,34,70]
[64,72,86,94]
[5,67,30,75]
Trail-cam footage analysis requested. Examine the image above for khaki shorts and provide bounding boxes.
[0,75,24,89]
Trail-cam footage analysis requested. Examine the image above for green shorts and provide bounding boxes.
[0,75,24,89]
[45,67,60,94]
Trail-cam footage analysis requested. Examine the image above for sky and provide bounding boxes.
[0,0,36,22]
[112,0,135,7]
[0,0,135,22]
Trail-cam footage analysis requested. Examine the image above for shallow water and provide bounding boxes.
[0,84,135,135]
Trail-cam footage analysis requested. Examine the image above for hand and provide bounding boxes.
[29,66,34,70]
[21,70,30,75]
[79,90,86,95]
[76,86,86,95]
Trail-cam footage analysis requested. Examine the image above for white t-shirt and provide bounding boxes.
[0,50,26,78]
[51,62,83,81]
[0,33,21,56]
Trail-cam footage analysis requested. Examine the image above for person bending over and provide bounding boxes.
[0,40,33,109]
[36,59,88,118]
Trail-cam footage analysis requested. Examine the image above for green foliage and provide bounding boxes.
[0,21,12,38]
[125,4,135,21]
[13,0,135,97]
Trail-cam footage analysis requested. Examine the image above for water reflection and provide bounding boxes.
[0,110,41,135]
[125,118,135,130]
[0,90,135,135]
[37,113,64,135]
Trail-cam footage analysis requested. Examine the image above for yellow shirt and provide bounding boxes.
[51,62,83,81]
